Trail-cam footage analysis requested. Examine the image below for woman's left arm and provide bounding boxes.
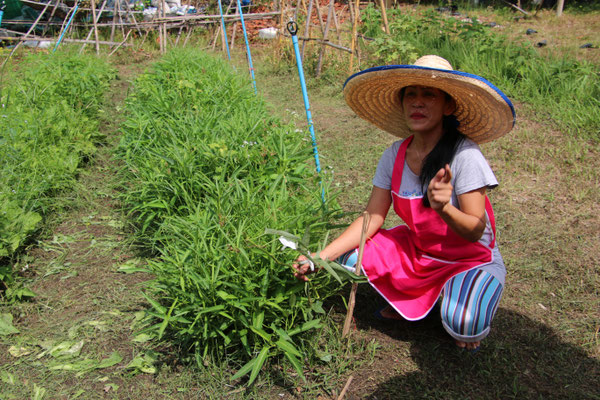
[428,164,487,242]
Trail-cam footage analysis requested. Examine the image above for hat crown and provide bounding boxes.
[414,55,453,71]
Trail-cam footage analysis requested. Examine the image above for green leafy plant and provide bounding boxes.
[117,48,352,385]
[0,51,116,297]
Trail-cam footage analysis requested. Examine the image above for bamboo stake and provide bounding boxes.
[300,0,313,59]
[109,28,131,55]
[277,0,286,50]
[337,375,354,400]
[183,26,194,46]
[162,0,167,52]
[315,0,333,78]
[332,4,342,44]
[117,0,125,37]
[1,0,51,68]
[110,0,117,42]
[377,0,389,34]
[90,0,100,54]
[348,0,360,74]
[556,0,564,17]
[231,20,237,48]
[174,24,184,46]
[80,0,107,53]
[342,211,370,337]
[314,2,325,35]
[137,28,150,50]
[42,0,61,36]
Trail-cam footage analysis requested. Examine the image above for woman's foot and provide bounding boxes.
[455,340,480,352]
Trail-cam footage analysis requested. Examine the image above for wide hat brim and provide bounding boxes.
[343,65,516,143]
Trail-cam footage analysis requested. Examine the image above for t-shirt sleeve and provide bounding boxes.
[372,140,402,190]
[452,139,499,195]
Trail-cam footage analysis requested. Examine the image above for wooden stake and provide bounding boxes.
[90,0,100,54]
[183,25,194,46]
[349,0,360,74]
[315,0,333,78]
[110,0,118,42]
[231,21,237,49]
[342,211,370,337]
[42,0,61,36]
[80,0,107,54]
[337,375,354,400]
[109,28,131,56]
[377,0,390,34]
[314,2,325,35]
[300,0,313,59]
[556,0,564,17]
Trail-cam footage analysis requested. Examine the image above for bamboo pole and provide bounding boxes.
[162,0,168,52]
[377,0,389,34]
[556,0,564,17]
[110,0,117,42]
[337,375,354,400]
[80,0,107,53]
[90,0,100,54]
[41,0,61,36]
[109,28,131,55]
[314,2,325,35]
[300,0,313,59]
[349,0,360,74]
[342,211,370,337]
[315,0,333,78]
[231,20,237,48]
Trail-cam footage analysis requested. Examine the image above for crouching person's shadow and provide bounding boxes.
[348,285,599,399]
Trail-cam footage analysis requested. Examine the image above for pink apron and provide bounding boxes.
[361,136,497,320]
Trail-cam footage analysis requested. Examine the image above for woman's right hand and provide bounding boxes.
[292,254,315,282]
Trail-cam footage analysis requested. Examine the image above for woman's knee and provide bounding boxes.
[440,269,503,342]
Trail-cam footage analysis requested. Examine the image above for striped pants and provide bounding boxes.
[337,251,503,343]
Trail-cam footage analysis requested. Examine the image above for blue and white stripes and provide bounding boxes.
[441,268,503,342]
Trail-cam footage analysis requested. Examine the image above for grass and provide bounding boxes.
[0,4,599,399]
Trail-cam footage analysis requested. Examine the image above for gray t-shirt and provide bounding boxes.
[372,138,506,285]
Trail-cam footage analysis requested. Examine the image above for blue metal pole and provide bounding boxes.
[286,21,325,204]
[53,1,79,52]
[217,0,231,61]
[235,0,257,94]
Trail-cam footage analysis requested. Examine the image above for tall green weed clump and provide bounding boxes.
[118,48,345,383]
[0,52,116,295]
[363,8,600,138]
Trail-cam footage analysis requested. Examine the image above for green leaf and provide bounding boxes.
[231,357,257,381]
[283,350,305,382]
[275,339,301,358]
[248,346,270,386]
[0,313,20,335]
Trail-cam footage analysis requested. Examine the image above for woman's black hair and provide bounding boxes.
[399,87,466,207]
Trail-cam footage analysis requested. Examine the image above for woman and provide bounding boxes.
[294,55,515,351]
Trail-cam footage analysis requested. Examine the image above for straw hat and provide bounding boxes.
[343,55,515,143]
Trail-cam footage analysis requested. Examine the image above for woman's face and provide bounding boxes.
[401,86,455,135]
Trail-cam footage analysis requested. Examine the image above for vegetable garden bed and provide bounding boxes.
[117,48,348,384]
